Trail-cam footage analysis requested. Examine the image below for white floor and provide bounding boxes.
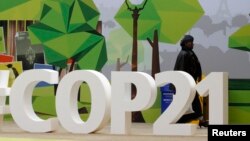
[0,121,208,141]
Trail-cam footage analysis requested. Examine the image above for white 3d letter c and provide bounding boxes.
[10,70,59,133]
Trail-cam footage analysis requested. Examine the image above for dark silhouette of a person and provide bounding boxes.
[6,64,19,78]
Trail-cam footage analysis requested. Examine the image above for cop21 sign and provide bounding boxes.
[0,0,228,136]
[1,70,228,136]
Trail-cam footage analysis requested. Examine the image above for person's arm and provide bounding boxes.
[174,52,189,72]
[196,60,202,82]
[197,76,202,82]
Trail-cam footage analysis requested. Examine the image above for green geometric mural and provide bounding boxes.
[0,0,43,20]
[107,29,144,65]
[28,0,107,70]
[115,0,204,44]
[0,0,29,12]
[229,24,250,52]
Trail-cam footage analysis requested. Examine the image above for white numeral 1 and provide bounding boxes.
[195,72,228,124]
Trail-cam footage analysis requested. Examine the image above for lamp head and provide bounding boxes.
[129,0,145,5]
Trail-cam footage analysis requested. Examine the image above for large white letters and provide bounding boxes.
[154,71,197,135]
[10,70,59,133]
[0,70,11,123]
[195,72,228,124]
[56,70,111,134]
[5,70,228,135]
[111,72,157,134]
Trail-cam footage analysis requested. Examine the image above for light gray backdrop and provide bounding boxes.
[93,0,250,79]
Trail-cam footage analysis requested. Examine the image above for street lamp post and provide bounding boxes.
[125,0,148,71]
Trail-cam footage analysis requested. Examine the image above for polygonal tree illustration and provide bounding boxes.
[0,0,44,56]
[229,24,250,52]
[28,0,107,71]
[0,0,43,20]
[107,28,144,71]
[115,0,204,78]
[27,0,107,117]
[115,0,204,122]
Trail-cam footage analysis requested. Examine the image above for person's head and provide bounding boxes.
[180,35,194,49]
